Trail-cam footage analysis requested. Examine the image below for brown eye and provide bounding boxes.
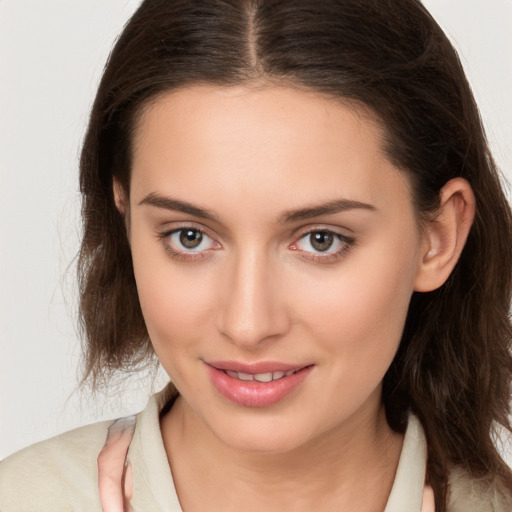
[162,227,220,260]
[291,229,355,261]
[309,231,334,252]
[179,229,203,248]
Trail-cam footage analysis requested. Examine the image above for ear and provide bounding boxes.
[414,178,476,292]
[113,178,128,215]
[113,178,132,241]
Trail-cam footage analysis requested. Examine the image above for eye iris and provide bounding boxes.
[179,229,203,249]
[310,232,334,252]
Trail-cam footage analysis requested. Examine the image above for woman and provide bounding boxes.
[1,0,511,511]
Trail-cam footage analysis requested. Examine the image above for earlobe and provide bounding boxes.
[414,178,476,292]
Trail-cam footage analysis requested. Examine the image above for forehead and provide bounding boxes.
[130,85,412,217]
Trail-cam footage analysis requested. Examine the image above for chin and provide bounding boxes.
[221,428,307,455]
[203,409,320,455]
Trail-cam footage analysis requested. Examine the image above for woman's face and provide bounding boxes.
[125,85,427,453]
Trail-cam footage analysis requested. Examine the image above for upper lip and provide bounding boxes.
[205,360,312,374]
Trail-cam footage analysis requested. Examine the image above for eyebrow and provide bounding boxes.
[139,193,376,223]
[139,193,220,222]
[279,199,377,223]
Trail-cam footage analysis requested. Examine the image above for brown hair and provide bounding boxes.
[78,0,512,508]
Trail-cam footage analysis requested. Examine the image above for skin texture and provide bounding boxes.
[114,85,475,511]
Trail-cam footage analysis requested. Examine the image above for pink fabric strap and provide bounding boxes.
[421,485,436,512]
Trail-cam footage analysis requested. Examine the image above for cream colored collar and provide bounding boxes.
[119,385,429,511]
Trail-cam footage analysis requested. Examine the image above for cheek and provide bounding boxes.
[130,232,217,355]
[290,250,418,419]
[293,237,419,369]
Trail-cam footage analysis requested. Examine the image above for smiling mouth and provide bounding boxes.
[222,369,301,382]
[206,363,314,407]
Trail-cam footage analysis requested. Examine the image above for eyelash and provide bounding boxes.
[157,226,220,262]
[156,226,356,263]
[290,229,356,263]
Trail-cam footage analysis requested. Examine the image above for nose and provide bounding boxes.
[217,248,291,349]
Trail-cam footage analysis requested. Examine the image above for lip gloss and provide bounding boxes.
[206,363,313,408]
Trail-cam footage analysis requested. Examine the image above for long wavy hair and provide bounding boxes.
[78,0,512,508]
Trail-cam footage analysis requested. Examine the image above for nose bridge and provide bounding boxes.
[218,244,288,347]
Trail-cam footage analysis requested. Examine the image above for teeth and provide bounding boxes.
[254,372,273,383]
[224,369,298,382]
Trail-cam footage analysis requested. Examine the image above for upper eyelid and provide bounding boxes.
[293,230,354,248]
[299,228,351,237]
[159,222,217,239]
[292,225,355,240]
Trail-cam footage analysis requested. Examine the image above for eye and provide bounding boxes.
[174,229,207,250]
[160,227,220,260]
[306,231,336,252]
[168,228,216,251]
[290,229,355,261]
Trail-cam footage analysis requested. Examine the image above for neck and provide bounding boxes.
[161,394,403,512]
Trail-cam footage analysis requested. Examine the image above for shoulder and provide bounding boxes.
[0,420,113,512]
[448,466,512,512]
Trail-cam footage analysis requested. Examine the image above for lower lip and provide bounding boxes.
[206,365,314,408]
